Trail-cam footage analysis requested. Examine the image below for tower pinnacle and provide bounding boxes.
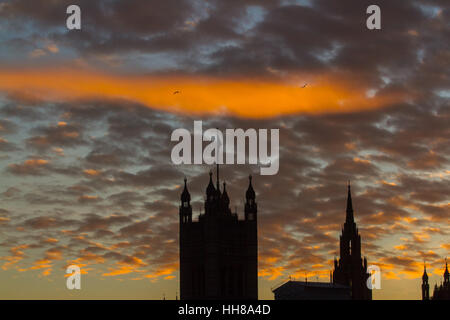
[422,261,430,300]
[346,181,354,223]
[181,177,191,203]
[422,263,428,281]
[444,257,449,284]
[246,175,255,200]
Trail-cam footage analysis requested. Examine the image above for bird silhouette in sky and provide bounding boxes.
[173,90,180,95]
[301,83,308,88]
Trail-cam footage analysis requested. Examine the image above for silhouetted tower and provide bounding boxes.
[180,177,192,223]
[444,259,449,285]
[429,259,450,300]
[179,169,258,300]
[245,175,257,222]
[333,182,372,300]
[422,263,430,300]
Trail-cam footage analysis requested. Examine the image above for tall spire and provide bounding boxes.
[215,127,221,193]
[246,175,255,200]
[245,174,257,221]
[444,258,449,283]
[222,181,230,207]
[346,181,354,223]
[422,262,428,281]
[422,262,430,300]
[206,170,216,199]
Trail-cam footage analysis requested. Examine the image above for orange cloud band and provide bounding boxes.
[0,68,407,118]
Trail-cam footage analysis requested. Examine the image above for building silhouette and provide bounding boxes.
[332,183,372,300]
[179,167,258,300]
[423,260,450,300]
[274,183,371,300]
[421,264,430,300]
[272,279,351,300]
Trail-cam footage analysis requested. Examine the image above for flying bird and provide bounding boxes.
[301,83,308,88]
[173,90,180,95]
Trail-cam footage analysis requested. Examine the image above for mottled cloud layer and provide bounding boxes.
[0,0,448,299]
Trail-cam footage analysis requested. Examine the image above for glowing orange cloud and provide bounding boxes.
[0,68,408,118]
[258,266,284,280]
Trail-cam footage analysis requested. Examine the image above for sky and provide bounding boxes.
[0,0,448,300]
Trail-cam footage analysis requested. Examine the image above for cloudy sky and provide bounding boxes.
[0,0,448,300]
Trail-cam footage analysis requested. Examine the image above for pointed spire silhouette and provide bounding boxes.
[246,175,255,200]
[181,177,190,203]
[444,257,449,283]
[422,262,428,281]
[222,181,230,207]
[206,170,216,198]
[216,127,221,193]
[346,181,354,223]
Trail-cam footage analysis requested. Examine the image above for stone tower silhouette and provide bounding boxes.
[179,169,258,300]
[333,183,372,300]
[430,259,450,299]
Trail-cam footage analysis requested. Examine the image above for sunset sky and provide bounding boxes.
[0,0,448,300]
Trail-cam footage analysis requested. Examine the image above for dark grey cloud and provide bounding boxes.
[0,119,17,134]
[0,137,18,152]
[26,122,87,152]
